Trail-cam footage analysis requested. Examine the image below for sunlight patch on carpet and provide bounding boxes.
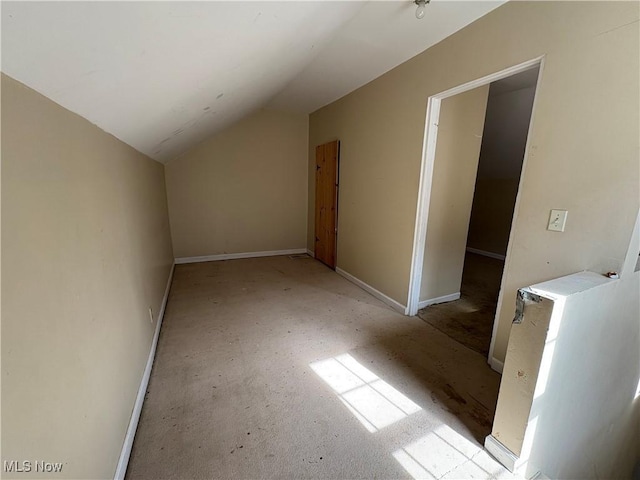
[310,353,421,432]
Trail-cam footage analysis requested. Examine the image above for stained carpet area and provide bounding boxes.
[418,253,504,356]
[126,255,517,480]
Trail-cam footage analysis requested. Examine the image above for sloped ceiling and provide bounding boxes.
[1,1,504,163]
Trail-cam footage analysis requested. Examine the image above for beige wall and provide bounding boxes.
[1,74,174,478]
[467,178,520,256]
[308,1,639,363]
[467,85,537,256]
[166,109,308,259]
[420,86,489,302]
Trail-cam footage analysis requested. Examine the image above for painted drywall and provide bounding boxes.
[1,74,174,479]
[529,273,639,478]
[308,1,639,363]
[419,86,489,302]
[1,2,363,163]
[2,2,504,163]
[466,178,519,256]
[165,109,308,259]
[467,85,536,256]
[477,85,537,180]
[491,270,639,478]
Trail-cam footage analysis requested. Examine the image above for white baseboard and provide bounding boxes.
[489,356,504,374]
[306,248,315,258]
[466,247,506,261]
[485,435,521,472]
[335,267,406,314]
[418,292,461,309]
[114,262,175,480]
[175,248,307,264]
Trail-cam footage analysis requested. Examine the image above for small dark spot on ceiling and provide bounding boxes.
[216,93,224,100]
[203,106,211,111]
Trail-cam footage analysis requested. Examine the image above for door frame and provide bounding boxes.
[405,56,545,368]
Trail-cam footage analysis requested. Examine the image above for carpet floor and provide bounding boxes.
[418,253,504,356]
[126,255,517,480]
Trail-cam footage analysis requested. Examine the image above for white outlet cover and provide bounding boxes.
[548,209,568,232]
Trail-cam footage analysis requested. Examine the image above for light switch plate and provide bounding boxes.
[548,209,568,232]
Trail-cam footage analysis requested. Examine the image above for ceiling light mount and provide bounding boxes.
[414,0,430,20]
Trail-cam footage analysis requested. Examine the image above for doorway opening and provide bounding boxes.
[406,58,543,371]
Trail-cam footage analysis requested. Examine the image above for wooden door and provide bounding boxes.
[315,140,339,269]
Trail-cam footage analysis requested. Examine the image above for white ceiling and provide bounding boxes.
[2,1,504,163]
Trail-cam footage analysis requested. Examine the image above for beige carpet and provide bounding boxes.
[126,255,517,480]
[418,253,504,356]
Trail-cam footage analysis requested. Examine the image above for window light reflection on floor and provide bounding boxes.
[309,353,421,432]
[392,424,516,480]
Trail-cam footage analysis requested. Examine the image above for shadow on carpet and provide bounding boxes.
[417,253,503,356]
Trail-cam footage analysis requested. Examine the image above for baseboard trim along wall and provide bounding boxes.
[489,356,505,374]
[466,247,506,261]
[335,267,406,314]
[306,248,315,258]
[484,435,521,473]
[114,263,175,480]
[418,292,461,309]
[175,248,307,264]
